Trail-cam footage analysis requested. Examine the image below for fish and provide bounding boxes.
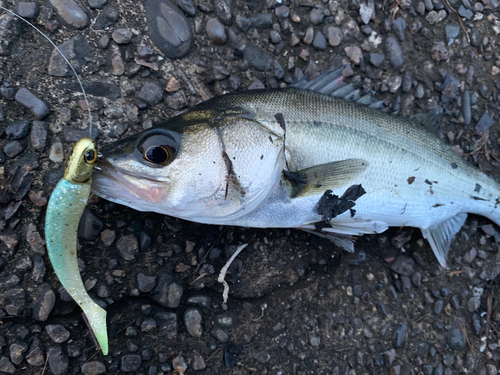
[45,138,108,355]
[91,68,500,267]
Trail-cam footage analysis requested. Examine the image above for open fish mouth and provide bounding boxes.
[92,159,169,209]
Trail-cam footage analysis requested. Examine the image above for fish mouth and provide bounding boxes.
[92,159,169,209]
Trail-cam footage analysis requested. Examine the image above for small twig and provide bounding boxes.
[190,272,207,285]
[414,312,431,323]
[253,303,268,322]
[41,353,49,375]
[460,322,475,356]
[443,0,470,43]
[206,347,223,363]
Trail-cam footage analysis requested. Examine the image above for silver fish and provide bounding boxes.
[92,69,500,267]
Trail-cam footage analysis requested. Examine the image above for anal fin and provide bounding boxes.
[421,213,467,268]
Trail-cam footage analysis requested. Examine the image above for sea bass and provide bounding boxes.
[92,70,500,267]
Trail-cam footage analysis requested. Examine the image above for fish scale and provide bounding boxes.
[92,71,500,267]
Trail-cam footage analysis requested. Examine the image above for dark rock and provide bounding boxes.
[445,23,460,39]
[370,52,385,67]
[392,18,406,41]
[206,18,227,45]
[187,294,212,308]
[138,81,164,106]
[6,120,30,139]
[475,112,494,132]
[145,0,192,59]
[244,43,273,71]
[117,234,139,261]
[155,312,178,340]
[140,317,157,332]
[446,323,466,350]
[15,2,39,18]
[81,361,107,374]
[4,141,24,158]
[192,350,206,370]
[45,324,70,343]
[152,273,184,308]
[78,208,104,241]
[175,0,195,15]
[112,28,133,44]
[15,89,50,119]
[139,231,151,252]
[26,346,45,366]
[389,256,415,276]
[121,355,142,372]
[48,0,88,29]
[214,0,232,25]
[32,284,56,321]
[184,308,203,337]
[32,255,46,282]
[93,5,119,30]
[211,326,229,342]
[393,322,407,347]
[313,31,327,50]
[48,35,94,77]
[0,356,16,374]
[31,121,48,150]
[384,36,404,70]
[138,273,157,293]
[251,13,273,29]
[166,90,187,110]
[48,346,69,375]
[9,343,27,365]
[458,5,473,19]
[108,122,128,138]
[87,0,107,9]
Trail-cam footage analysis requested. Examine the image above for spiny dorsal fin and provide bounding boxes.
[420,213,467,268]
[410,108,442,136]
[289,159,369,198]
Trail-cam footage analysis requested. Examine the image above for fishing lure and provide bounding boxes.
[45,138,108,355]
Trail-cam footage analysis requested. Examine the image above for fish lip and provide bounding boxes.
[94,159,164,184]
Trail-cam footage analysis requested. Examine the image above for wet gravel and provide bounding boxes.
[1,0,500,374]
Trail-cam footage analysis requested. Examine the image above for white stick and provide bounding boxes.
[218,244,248,304]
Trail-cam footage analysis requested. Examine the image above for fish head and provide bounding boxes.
[92,111,285,224]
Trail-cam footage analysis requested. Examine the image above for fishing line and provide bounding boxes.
[0,5,93,136]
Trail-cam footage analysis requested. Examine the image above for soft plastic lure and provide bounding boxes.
[45,138,108,355]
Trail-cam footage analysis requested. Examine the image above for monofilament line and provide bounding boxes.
[0,5,93,136]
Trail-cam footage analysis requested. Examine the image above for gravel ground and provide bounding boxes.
[1,0,500,374]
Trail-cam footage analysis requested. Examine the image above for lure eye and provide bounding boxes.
[84,149,97,164]
[136,130,178,166]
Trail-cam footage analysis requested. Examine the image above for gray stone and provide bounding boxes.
[138,81,164,106]
[121,354,142,372]
[166,90,187,110]
[446,323,466,350]
[389,256,415,276]
[369,52,385,67]
[15,2,39,18]
[117,234,139,261]
[81,361,107,374]
[112,29,133,44]
[152,274,184,308]
[48,35,94,77]
[9,343,27,365]
[206,18,226,46]
[49,0,88,29]
[214,0,232,25]
[45,324,70,343]
[48,346,69,375]
[184,308,203,337]
[384,36,404,69]
[93,5,118,30]
[244,43,273,71]
[0,356,16,374]
[32,284,55,321]
[145,0,193,59]
[475,112,494,132]
[6,120,30,139]
[31,121,48,150]
[137,273,157,293]
[78,208,104,241]
[15,89,50,119]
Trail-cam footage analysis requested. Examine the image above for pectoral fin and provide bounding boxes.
[289,159,368,198]
[421,213,467,268]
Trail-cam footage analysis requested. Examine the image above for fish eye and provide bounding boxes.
[136,130,178,167]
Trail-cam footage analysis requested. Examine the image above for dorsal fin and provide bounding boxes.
[291,66,382,107]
